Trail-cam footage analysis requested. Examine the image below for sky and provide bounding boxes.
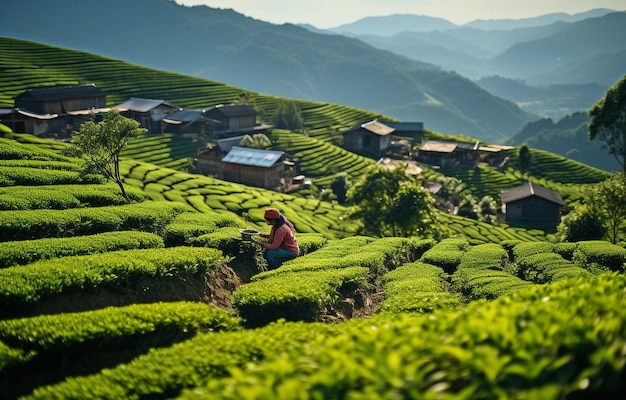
[175,0,626,28]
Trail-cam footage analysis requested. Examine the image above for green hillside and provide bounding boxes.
[1,38,625,399]
[505,112,622,172]
[0,136,625,398]
[0,37,382,132]
[0,0,536,142]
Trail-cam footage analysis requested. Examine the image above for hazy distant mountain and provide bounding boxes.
[0,0,534,142]
[464,8,615,30]
[490,12,626,85]
[505,112,621,172]
[329,14,458,36]
[335,10,625,121]
[476,76,607,120]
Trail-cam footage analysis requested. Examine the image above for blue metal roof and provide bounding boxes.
[221,146,284,168]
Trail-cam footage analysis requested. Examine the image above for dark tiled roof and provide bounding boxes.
[500,181,565,206]
[208,104,256,117]
[385,121,423,132]
[15,84,105,102]
[164,109,204,123]
[216,136,246,152]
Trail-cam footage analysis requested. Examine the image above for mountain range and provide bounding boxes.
[504,112,621,172]
[331,10,626,121]
[1,0,624,148]
[1,0,535,143]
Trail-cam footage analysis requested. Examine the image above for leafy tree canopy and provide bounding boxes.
[240,133,271,150]
[592,173,626,243]
[274,101,303,131]
[589,74,626,172]
[347,165,438,238]
[68,109,146,201]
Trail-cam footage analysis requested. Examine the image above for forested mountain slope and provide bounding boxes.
[0,0,534,142]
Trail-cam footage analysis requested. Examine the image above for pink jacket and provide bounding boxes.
[260,218,299,255]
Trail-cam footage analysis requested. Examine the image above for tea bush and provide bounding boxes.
[0,231,164,267]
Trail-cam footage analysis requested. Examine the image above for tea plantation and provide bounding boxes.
[1,36,626,399]
[2,126,626,399]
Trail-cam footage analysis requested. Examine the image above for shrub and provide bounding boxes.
[573,240,626,272]
[0,231,164,267]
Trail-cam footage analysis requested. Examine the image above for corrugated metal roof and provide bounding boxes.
[15,108,58,120]
[221,146,284,168]
[344,119,395,136]
[67,107,112,115]
[500,181,565,206]
[15,84,105,102]
[361,119,395,136]
[114,97,177,113]
[419,141,458,153]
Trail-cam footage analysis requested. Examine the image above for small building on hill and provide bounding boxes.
[416,139,480,169]
[221,146,286,189]
[500,181,565,227]
[115,97,179,135]
[162,109,219,138]
[204,104,272,139]
[195,136,246,177]
[384,121,424,142]
[342,119,395,158]
[1,83,109,138]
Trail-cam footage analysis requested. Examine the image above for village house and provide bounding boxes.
[342,119,396,158]
[162,108,218,139]
[115,97,179,135]
[416,139,480,169]
[384,121,424,142]
[220,146,286,189]
[500,181,565,228]
[195,136,246,177]
[0,83,109,138]
[204,104,272,139]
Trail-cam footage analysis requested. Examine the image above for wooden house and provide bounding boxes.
[221,146,285,189]
[1,84,108,137]
[195,136,245,177]
[342,119,395,158]
[115,97,179,135]
[204,104,271,139]
[162,109,218,138]
[384,121,424,142]
[500,181,565,227]
[416,140,480,169]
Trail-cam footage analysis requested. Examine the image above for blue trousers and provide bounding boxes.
[263,248,297,269]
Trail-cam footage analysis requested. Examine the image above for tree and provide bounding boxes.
[436,175,466,205]
[330,172,351,204]
[70,109,146,201]
[274,101,303,131]
[456,193,478,220]
[386,184,438,237]
[347,165,438,238]
[589,74,626,173]
[239,133,271,149]
[235,91,266,121]
[518,144,532,174]
[477,195,498,224]
[593,173,626,243]
[557,204,607,242]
